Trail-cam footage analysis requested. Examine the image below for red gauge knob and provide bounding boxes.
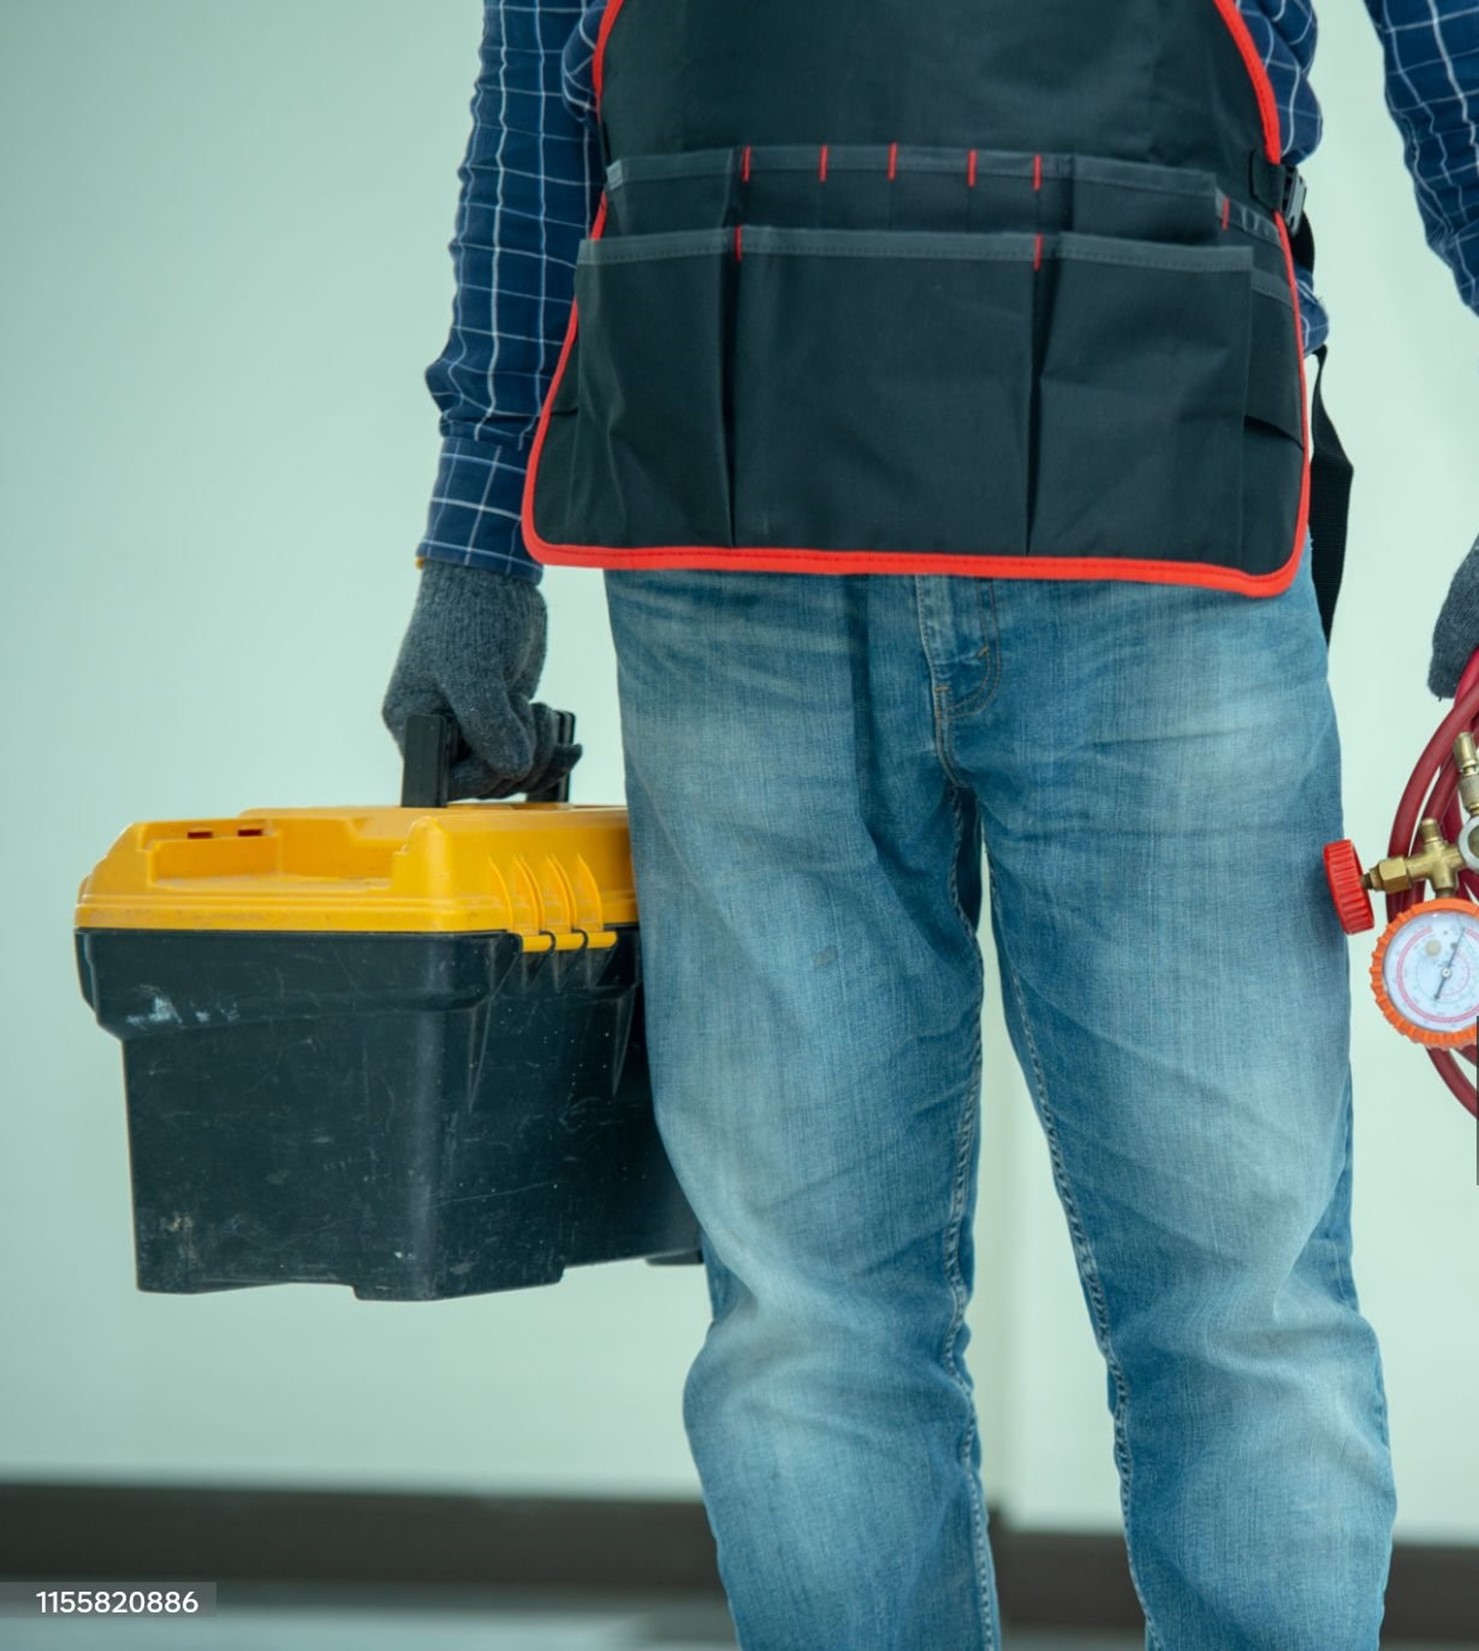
[1323,839,1374,934]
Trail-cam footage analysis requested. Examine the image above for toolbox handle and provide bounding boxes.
[401,712,575,808]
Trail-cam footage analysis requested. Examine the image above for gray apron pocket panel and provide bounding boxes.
[1030,235,1256,564]
[536,219,1305,576]
[730,227,1037,551]
[554,231,735,548]
[1241,276,1307,569]
[1246,272,1304,440]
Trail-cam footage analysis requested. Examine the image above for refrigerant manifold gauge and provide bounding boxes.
[1369,898,1479,1049]
[1322,686,1479,1116]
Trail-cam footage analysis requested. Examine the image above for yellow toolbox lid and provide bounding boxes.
[74,804,636,950]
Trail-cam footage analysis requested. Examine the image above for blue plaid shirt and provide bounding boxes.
[420,0,1479,581]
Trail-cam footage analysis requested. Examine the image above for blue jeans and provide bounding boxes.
[603,552,1395,1650]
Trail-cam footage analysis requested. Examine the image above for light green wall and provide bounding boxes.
[1,0,1474,1540]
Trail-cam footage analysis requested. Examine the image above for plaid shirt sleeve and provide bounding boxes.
[417,2,605,582]
[1363,0,1479,316]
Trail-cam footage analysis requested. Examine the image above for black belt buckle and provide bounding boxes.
[1280,167,1307,238]
[1249,152,1307,237]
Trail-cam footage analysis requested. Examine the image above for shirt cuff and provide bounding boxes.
[415,436,543,582]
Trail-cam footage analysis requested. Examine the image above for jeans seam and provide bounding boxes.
[949,580,1003,719]
[943,782,996,1651]
[916,577,1001,780]
[915,579,964,790]
[1327,1083,1396,1476]
[988,863,1161,1648]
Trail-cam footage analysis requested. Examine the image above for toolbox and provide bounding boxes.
[74,716,702,1300]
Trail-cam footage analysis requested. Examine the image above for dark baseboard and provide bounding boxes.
[1,1484,1473,1641]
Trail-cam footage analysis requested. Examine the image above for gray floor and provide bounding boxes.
[0,1587,1470,1651]
[0,1606,1150,1651]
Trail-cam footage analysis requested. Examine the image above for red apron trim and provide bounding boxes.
[524,536,1307,597]
[591,0,627,109]
[1274,210,1313,573]
[522,193,607,554]
[1214,0,1311,577]
[1209,0,1282,162]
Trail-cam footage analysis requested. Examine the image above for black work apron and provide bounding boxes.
[523,0,1310,596]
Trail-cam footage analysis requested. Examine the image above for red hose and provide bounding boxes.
[1383,652,1479,1116]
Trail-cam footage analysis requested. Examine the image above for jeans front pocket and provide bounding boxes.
[730,227,1037,553]
[1030,234,1256,567]
[559,230,735,549]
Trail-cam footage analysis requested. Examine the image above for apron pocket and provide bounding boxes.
[566,230,735,548]
[1030,234,1255,564]
[604,152,738,237]
[730,227,1036,552]
[1239,273,1308,573]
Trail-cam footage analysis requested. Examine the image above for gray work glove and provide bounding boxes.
[382,561,582,799]
[1429,533,1479,698]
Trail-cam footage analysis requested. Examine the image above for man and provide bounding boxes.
[384,3,1479,1645]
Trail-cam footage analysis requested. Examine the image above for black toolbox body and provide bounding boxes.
[78,923,700,1300]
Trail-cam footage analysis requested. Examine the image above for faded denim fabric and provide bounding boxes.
[602,549,1396,1651]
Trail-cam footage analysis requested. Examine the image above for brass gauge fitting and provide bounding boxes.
[1363,817,1462,898]
[1361,732,1479,899]
[1453,732,1479,874]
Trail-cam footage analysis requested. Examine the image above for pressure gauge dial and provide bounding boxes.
[1370,898,1479,1049]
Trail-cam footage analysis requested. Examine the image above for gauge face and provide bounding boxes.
[1373,901,1479,1046]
